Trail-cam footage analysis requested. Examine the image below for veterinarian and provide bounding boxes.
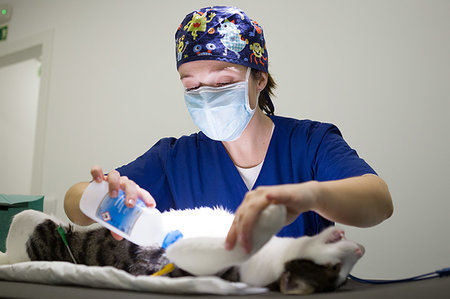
[64,6,393,254]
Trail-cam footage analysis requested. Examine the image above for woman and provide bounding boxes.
[64,6,393,254]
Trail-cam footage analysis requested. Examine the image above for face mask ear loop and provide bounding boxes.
[245,67,257,113]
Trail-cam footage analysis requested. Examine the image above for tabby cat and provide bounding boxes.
[0,205,364,294]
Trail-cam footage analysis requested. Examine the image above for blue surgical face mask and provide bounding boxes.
[184,68,255,141]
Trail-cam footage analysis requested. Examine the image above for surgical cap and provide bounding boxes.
[175,6,269,73]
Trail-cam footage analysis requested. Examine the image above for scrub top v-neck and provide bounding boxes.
[116,115,376,237]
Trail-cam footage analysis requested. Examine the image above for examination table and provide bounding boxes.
[1,275,449,298]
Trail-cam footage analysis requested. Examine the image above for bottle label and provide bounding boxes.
[95,190,146,235]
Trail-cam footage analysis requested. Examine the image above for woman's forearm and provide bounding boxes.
[314,174,393,227]
[226,174,393,252]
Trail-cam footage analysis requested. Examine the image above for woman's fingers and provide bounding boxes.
[138,188,156,208]
[107,170,121,198]
[120,177,138,208]
[111,231,123,241]
[100,169,155,209]
[225,219,238,250]
[90,165,105,183]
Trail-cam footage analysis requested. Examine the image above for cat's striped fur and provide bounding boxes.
[26,219,169,276]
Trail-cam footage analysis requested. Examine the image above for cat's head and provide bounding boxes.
[278,227,364,295]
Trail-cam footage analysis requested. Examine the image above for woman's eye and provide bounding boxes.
[186,86,200,91]
[185,82,233,91]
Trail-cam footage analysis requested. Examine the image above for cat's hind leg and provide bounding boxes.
[166,204,286,276]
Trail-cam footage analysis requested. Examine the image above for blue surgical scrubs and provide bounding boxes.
[116,115,376,237]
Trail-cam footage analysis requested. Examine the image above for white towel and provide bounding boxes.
[0,261,267,295]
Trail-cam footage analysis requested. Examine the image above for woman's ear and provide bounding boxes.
[257,71,269,92]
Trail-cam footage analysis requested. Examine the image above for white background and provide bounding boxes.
[0,0,449,279]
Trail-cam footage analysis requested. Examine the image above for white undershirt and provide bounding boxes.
[235,123,275,190]
[235,161,264,190]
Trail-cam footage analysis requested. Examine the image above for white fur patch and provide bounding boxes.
[166,205,286,275]
[161,207,234,238]
[0,210,52,264]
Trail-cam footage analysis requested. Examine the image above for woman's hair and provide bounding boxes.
[251,69,276,115]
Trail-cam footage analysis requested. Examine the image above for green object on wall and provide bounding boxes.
[0,25,8,41]
[0,194,44,252]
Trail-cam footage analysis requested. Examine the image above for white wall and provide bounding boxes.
[0,58,40,194]
[0,0,449,279]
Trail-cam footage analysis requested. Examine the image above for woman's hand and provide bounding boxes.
[225,181,320,253]
[90,165,156,240]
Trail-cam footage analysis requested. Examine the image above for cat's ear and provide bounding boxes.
[279,271,316,295]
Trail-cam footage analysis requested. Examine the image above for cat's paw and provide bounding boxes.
[318,227,346,244]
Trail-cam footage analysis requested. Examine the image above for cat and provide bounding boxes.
[0,204,364,295]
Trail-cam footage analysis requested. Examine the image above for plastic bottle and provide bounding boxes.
[79,181,166,246]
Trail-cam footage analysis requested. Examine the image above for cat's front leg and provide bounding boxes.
[166,204,287,276]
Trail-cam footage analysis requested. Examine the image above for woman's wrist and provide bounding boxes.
[306,180,324,213]
[289,180,323,213]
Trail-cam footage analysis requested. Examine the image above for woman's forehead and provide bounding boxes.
[179,60,246,79]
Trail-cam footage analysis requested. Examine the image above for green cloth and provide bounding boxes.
[0,194,44,252]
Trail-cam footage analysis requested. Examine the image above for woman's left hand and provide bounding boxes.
[225,181,320,253]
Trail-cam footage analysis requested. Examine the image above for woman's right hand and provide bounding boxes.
[90,165,156,240]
